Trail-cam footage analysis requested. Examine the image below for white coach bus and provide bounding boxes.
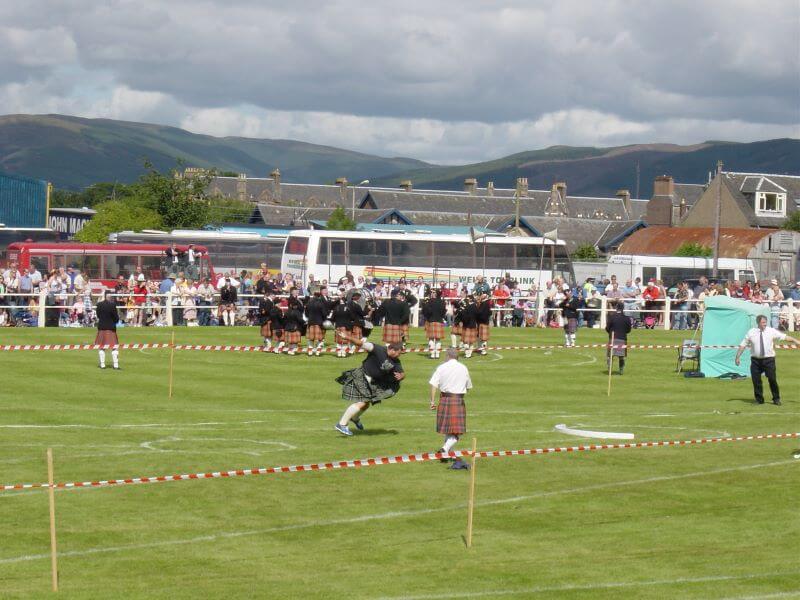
[606,254,757,287]
[280,229,573,289]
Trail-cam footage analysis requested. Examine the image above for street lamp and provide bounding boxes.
[353,179,369,219]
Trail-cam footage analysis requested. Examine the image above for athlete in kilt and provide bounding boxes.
[605,301,632,374]
[95,291,120,369]
[283,296,304,355]
[474,293,492,355]
[332,297,353,358]
[559,286,580,347]
[334,335,405,436]
[375,289,409,346]
[422,289,447,359]
[257,291,276,350]
[305,289,331,356]
[429,347,472,463]
[348,291,366,351]
[269,302,286,354]
[460,296,479,358]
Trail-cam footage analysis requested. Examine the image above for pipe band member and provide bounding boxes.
[605,301,632,375]
[735,314,799,405]
[429,347,473,464]
[95,291,120,370]
[422,289,447,359]
[475,293,492,355]
[334,335,405,436]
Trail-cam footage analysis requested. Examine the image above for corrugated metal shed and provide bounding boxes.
[0,171,49,228]
[617,226,772,259]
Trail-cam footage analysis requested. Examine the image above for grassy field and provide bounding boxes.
[0,325,798,599]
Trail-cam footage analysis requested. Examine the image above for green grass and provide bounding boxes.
[0,326,798,599]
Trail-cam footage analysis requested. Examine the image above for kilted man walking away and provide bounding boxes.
[393,280,418,347]
[283,296,304,355]
[334,335,405,436]
[95,291,120,370]
[560,286,580,347]
[332,297,353,357]
[450,289,468,350]
[258,291,275,350]
[305,288,331,356]
[460,295,478,358]
[375,289,409,347]
[270,301,286,354]
[475,293,492,355]
[430,347,472,464]
[605,302,632,374]
[422,289,447,358]
[348,290,366,352]
[735,314,799,405]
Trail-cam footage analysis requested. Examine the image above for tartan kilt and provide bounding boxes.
[425,321,445,339]
[307,324,325,342]
[436,394,466,435]
[273,330,284,342]
[564,318,577,335]
[607,339,627,358]
[351,325,363,339]
[94,330,119,347]
[382,323,404,343]
[260,322,272,337]
[335,326,351,344]
[461,326,478,344]
[336,366,398,405]
[450,323,462,336]
[478,323,490,342]
[401,324,409,340]
[284,330,301,344]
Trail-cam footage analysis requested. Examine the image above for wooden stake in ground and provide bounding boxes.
[46,448,58,592]
[168,332,176,399]
[466,437,478,548]
[607,332,615,397]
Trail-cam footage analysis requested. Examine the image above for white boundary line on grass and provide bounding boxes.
[0,459,794,563]
[376,572,800,600]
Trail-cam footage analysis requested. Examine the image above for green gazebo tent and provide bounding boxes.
[700,296,769,378]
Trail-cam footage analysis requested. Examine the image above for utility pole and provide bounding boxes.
[635,161,640,199]
[712,160,723,277]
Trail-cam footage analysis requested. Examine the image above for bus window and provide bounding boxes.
[82,255,101,279]
[141,256,164,280]
[515,244,541,270]
[482,244,514,270]
[553,245,573,283]
[31,256,50,275]
[350,239,389,265]
[391,241,432,267]
[642,267,657,283]
[433,241,473,268]
[285,237,308,255]
[329,240,347,265]
[104,255,139,279]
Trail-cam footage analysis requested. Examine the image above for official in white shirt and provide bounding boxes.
[735,314,799,405]
[429,348,473,460]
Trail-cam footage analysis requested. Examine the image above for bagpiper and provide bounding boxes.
[474,293,492,356]
[375,289,409,346]
[332,296,354,358]
[305,287,333,356]
[421,289,447,359]
[450,288,468,350]
[460,295,479,358]
[257,290,276,350]
[282,293,304,355]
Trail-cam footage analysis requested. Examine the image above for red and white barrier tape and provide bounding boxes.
[1,342,798,352]
[1,432,796,493]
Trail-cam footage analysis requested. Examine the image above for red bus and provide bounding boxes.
[6,242,215,287]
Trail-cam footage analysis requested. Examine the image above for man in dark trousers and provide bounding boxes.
[334,334,405,436]
[560,286,581,347]
[95,291,121,370]
[605,302,632,375]
[735,314,799,405]
[257,291,276,350]
[305,288,331,357]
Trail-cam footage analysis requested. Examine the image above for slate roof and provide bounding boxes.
[725,172,800,227]
[208,176,275,203]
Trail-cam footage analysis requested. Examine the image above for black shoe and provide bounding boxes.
[755,399,765,404]
[98,365,106,369]
[773,399,782,406]
[436,448,450,463]
[113,366,121,370]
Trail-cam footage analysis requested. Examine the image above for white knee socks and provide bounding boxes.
[98,350,105,368]
[339,403,362,427]
[443,435,459,452]
[451,334,458,348]
[111,349,119,368]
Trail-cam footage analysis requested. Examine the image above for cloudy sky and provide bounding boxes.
[0,1,798,163]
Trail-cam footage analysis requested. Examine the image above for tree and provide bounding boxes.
[674,242,713,257]
[50,182,133,208]
[133,161,215,229]
[325,206,357,231]
[74,200,162,242]
[571,243,599,261]
[782,211,800,232]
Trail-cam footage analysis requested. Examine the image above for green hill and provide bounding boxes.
[0,114,430,190]
[372,139,800,197]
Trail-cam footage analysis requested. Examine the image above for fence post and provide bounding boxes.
[166,291,174,327]
[599,295,607,330]
[38,290,47,328]
[790,300,796,333]
[663,298,671,330]
[536,289,545,326]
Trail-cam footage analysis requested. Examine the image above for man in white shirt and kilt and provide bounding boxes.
[334,335,405,436]
[95,291,120,370]
[422,289,447,359]
[429,347,473,462]
[735,314,799,405]
[375,289,409,345]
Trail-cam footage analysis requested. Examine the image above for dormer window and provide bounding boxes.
[755,192,786,217]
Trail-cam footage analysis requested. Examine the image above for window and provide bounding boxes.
[515,244,542,270]
[350,239,389,265]
[433,241,474,268]
[285,237,309,255]
[481,244,514,270]
[756,192,786,216]
[82,255,101,279]
[329,240,347,266]
[390,241,431,267]
[104,255,138,279]
[141,256,164,280]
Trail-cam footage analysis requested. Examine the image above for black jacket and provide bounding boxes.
[376,298,410,325]
[284,307,304,332]
[220,285,237,304]
[257,298,274,326]
[348,300,366,327]
[475,300,492,325]
[605,312,632,341]
[421,298,446,323]
[305,296,330,326]
[560,296,580,320]
[96,300,118,331]
[461,301,478,329]
[332,303,353,329]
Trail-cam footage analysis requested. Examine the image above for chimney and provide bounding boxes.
[555,181,567,201]
[335,177,348,203]
[399,180,413,192]
[616,189,631,217]
[545,182,568,217]
[653,175,674,197]
[464,178,477,195]
[236,173,247,202]
[486,181,494,196]
[270,168,281,202]
[515,177,529,198]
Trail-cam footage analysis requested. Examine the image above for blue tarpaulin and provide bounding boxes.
[700,296,769,378]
